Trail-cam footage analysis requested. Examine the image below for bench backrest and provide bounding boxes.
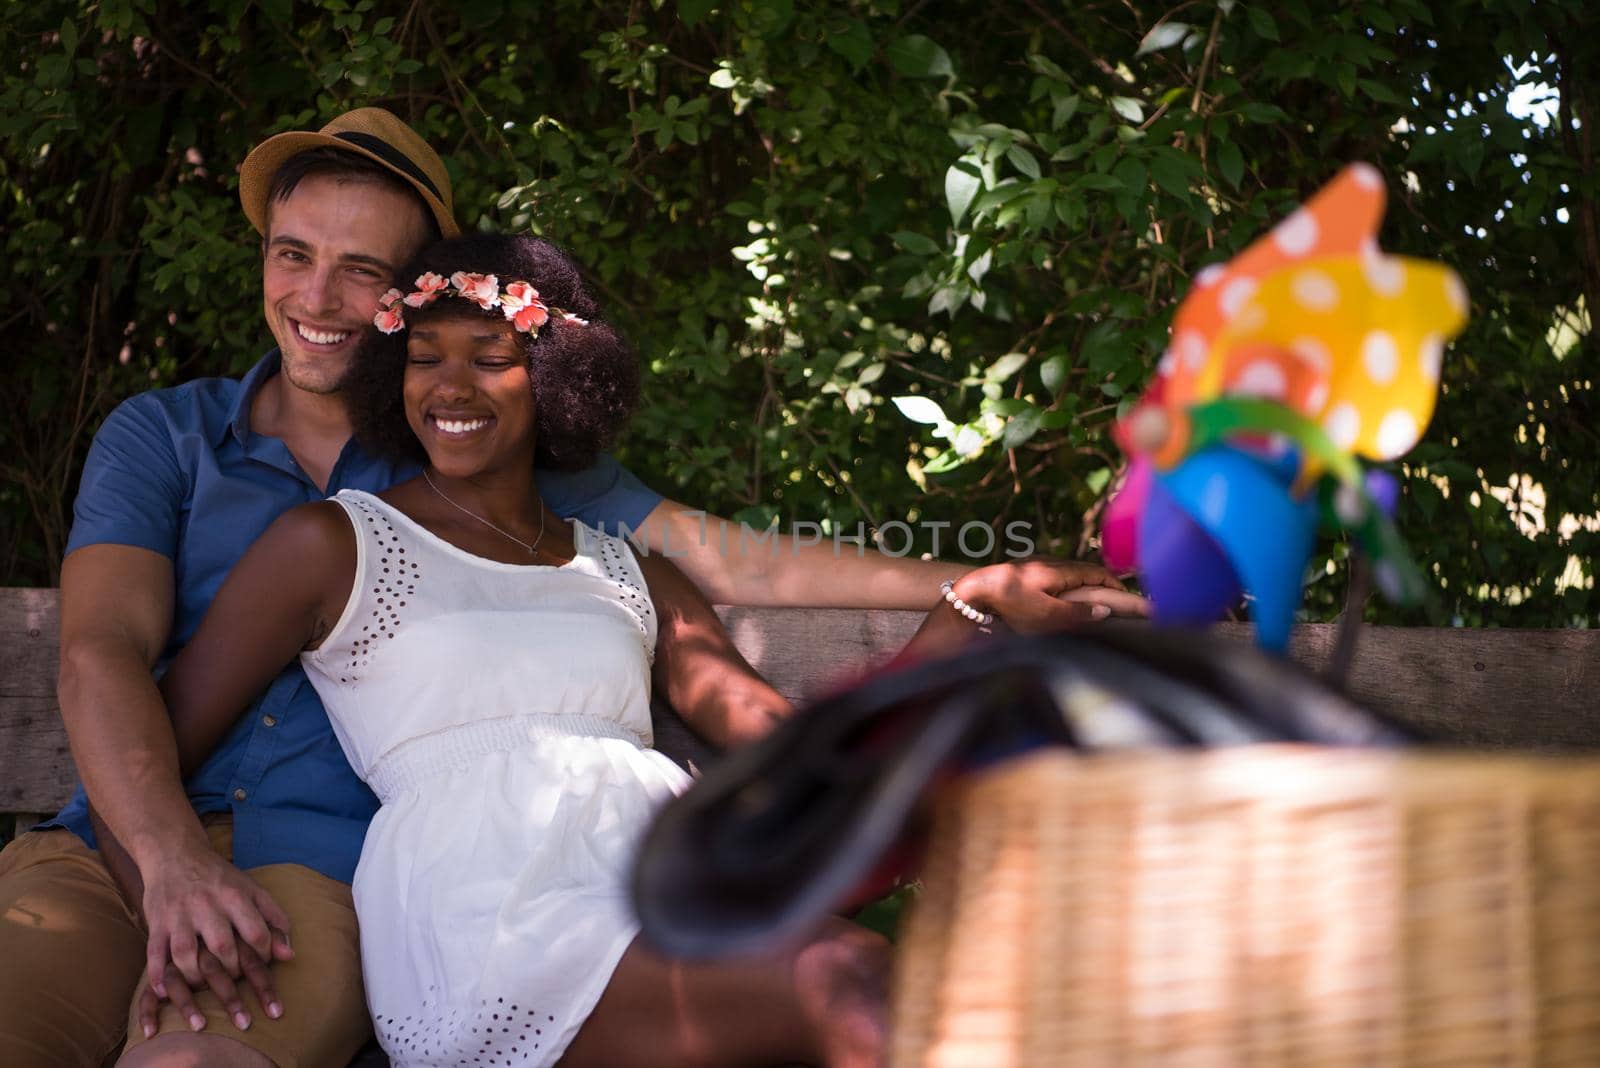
[5,587,1598,813]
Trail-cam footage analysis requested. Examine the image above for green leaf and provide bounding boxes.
[1137,21,1192,55]
[1052,92,1080,130]
[60,17,79,55]
[1150,153,1192,198]
[986,353,1029,382]
[893,395,948,425]
[887,35,954,79]
[827,19,874,71]
[1085,467,1112,494]
[1335,62,1357,100]
[1112,156,1147,194]
[1110,97,1145,123]
[1073,173,1124,193]
[1082,321,1126,375]
[1246,6,1280,41]
[1358,78,1405,106]
[1041,354,1069,394]
[945,158,982,225]
[1217,140,1244,189]
[1003,408,1044,449]
[1006,144,1041,180]
[891,231,941,256]
[1237,101,1290,123]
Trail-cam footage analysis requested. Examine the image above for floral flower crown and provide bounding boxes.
[373,271,590,337]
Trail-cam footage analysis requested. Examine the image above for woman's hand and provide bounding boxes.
[950,559,1148,634]
[135,940,286,1039]
[139,844,294,1032]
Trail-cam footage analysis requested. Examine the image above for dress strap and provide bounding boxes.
[307,491,425,685]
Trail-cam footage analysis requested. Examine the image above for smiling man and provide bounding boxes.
[0,108,1140,1067]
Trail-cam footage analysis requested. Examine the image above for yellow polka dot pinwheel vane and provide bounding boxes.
[1101,164,1469,651]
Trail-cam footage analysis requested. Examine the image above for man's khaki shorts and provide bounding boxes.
[0,819,371,1067]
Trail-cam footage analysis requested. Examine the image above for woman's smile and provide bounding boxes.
[427,413,495,437]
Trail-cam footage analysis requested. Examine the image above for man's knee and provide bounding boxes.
[0,830,146,1067]
[117,1032,277,1068]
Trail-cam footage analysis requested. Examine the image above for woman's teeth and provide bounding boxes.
[296,322,351,345]
[434,417,489,435]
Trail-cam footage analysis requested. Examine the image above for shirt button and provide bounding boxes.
[233,788,248,801]
[261,714,277,728]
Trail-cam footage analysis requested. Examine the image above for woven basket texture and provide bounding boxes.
[891,747,1600,1067]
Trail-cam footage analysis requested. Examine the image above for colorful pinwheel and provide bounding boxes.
[1103,163,1469,650]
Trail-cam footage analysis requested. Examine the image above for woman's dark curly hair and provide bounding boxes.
[343,234,639,471]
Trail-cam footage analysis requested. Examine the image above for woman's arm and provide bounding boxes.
[637,552,793,750]
[159,501,355,774]
[639,551,1151,750]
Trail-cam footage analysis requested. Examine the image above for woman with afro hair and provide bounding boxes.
[142,233,1002,1066]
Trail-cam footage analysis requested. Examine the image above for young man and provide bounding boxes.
[0,109,1140,1067]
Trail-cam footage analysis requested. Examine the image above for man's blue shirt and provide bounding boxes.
[48,350,662,883]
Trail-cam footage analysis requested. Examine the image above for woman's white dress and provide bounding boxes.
[301,489,689,1067]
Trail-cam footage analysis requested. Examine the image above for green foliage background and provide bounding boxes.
[3,0,1595,627]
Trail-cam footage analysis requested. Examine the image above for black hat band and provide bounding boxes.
[333,131,443,203]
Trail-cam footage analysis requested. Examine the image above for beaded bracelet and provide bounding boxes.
[940,579,995,627]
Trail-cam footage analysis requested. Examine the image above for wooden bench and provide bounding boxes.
[7,585,1599,825]
[3,586,1597,1066]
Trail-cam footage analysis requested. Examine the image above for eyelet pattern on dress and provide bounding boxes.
[375,994,559,1065]
[340,494,421,685]
[593,532,655,664]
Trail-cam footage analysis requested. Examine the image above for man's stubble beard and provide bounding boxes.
[279,354,348,397]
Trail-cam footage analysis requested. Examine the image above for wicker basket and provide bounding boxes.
[891,747,1600,1067]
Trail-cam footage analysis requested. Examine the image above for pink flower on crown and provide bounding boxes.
[373,305,406,334]
[450,271,500,310]
[499,280,550,333]
[509,301,550,334]
[403,271,448,308]
[499,280,540,314]
[378,287,404,310]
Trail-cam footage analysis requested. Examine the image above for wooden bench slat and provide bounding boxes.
[6,589,1598,814]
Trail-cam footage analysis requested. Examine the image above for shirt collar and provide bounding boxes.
[222,349,284,446]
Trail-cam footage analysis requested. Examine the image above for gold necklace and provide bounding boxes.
[422,469,547,557]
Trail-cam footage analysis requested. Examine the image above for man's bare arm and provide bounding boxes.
[59,531,331,1014]
[632,498,1147,615]
[58,545,206,897]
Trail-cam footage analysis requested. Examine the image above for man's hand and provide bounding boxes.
[951,559,1148,633]
[141,845,293,1007]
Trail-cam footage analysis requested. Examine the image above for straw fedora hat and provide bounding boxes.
[238,107,460,238]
